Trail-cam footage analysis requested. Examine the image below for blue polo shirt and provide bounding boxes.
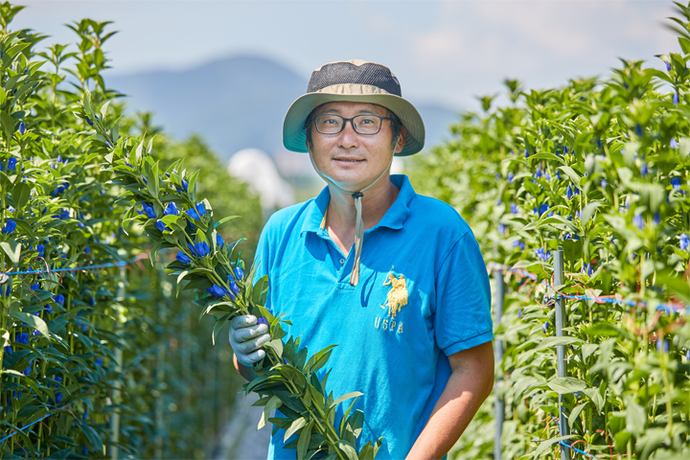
[254,174,492,460]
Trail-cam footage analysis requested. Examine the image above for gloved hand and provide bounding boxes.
[229,315,271,366]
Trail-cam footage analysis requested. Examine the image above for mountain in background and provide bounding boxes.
[108,54,461,165]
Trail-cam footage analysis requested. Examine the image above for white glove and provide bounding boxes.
[229,315,271,366]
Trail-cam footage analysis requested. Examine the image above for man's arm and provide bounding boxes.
[233,354,258,381]
[405,341,495,460]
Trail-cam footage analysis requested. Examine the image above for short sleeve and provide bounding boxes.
[434,231,493,356]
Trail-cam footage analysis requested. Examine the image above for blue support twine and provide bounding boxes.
[2,260,129,276]
[487,262,690,317]
[0,413,54,444]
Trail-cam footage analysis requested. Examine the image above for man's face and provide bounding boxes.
[308,101,404,192]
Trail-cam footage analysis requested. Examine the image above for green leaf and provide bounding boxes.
[264,339,284,359]
[530,435,572,458]
[297,420,313,460]
[337,441,359,460]
[625,399,646,436]
[568,403,588,431]
[283,416,307,442]
[305,344,337,374]
[547,377,587,394]
[12,182,31,210]
[258,395,282,430]
[583,387,605,412]
[0,241,22,264]
[10,311,50,339]
[330,391,363,411]
[215,215,240,228]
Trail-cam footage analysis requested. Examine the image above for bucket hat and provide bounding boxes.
[283,59,425,156]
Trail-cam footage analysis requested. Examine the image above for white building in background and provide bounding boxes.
[227,148,295,211]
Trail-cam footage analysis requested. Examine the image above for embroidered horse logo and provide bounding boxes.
[381,273,408,319]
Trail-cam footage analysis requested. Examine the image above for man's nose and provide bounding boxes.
[338,119,359,148]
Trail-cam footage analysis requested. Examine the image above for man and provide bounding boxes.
[230,60,494,459]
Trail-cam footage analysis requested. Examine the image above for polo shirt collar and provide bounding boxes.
[300,174,415,236]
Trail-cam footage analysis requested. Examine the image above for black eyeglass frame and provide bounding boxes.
[312,114,393,136]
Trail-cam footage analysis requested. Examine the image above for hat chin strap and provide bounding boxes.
[307,147,396,286]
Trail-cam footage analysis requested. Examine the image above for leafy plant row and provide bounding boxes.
[410,2,690,459]
[0,3,262,458]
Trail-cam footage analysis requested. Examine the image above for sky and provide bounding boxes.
[11,0,681,113]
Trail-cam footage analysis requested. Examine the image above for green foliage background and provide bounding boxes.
[410,3,690,459]
[0,3,262,458]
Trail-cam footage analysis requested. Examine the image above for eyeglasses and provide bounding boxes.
[313,114,392,135]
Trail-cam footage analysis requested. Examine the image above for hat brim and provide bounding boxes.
[283,93,425,157]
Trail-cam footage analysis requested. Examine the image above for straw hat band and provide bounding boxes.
[313,83,394,96]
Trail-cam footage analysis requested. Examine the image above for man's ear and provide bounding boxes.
[395,127,407,154]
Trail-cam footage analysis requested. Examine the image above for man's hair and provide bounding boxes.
[304,107,404,150]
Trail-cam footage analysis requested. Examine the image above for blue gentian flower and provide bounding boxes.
[7,157,17,171]
[1,219,16,235]
[52,209,69,219]
[206,284,228,298]
[586,264,593,276]
[164,202,179,216]
[601,179,607,188]
[90,296,95,306]
[86,117,93,126]
[227,278,240,298]
[680,233,689,250]
[188,241,210,258]
[141,202,156,219]
[671,177,682,189]
[535,247,551,261]
[534,167,542,179]
[656,338,669,353]
[641,163,648,176]
[507,172,514,183]
[95,358,103,366]
[671,138,679,149]
[17,332,29,345]
[539,203,549,216]
[556,170,560,180]
[18,120,25,134]
[653,212,660,225]
[31,282,40,291]
[633,213,644,230]
[4,346,12,354]
[636,124,643,136]
[23,363,31,376]
[186,207,199,221]
[257,317,268,327]
[216,233,225,249]
[524,149,529,158]
[44,304,53,314]
[495,173,501,180]
[234,266,244,280]
[176,252,191,264]
[674,92,680,105]
[517,309,523,319]
[498,223,506,235]
[542,321,549,333]
[85,246,90,255]
[55,392,63,404]
[195,203,206,218]
[666,61,672,72]
[566,184,573,199]
[182,179,189,192]
[54,294,64,306]
[155,220,168,232]
[545,172,551,181]
[510,203,518,214]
